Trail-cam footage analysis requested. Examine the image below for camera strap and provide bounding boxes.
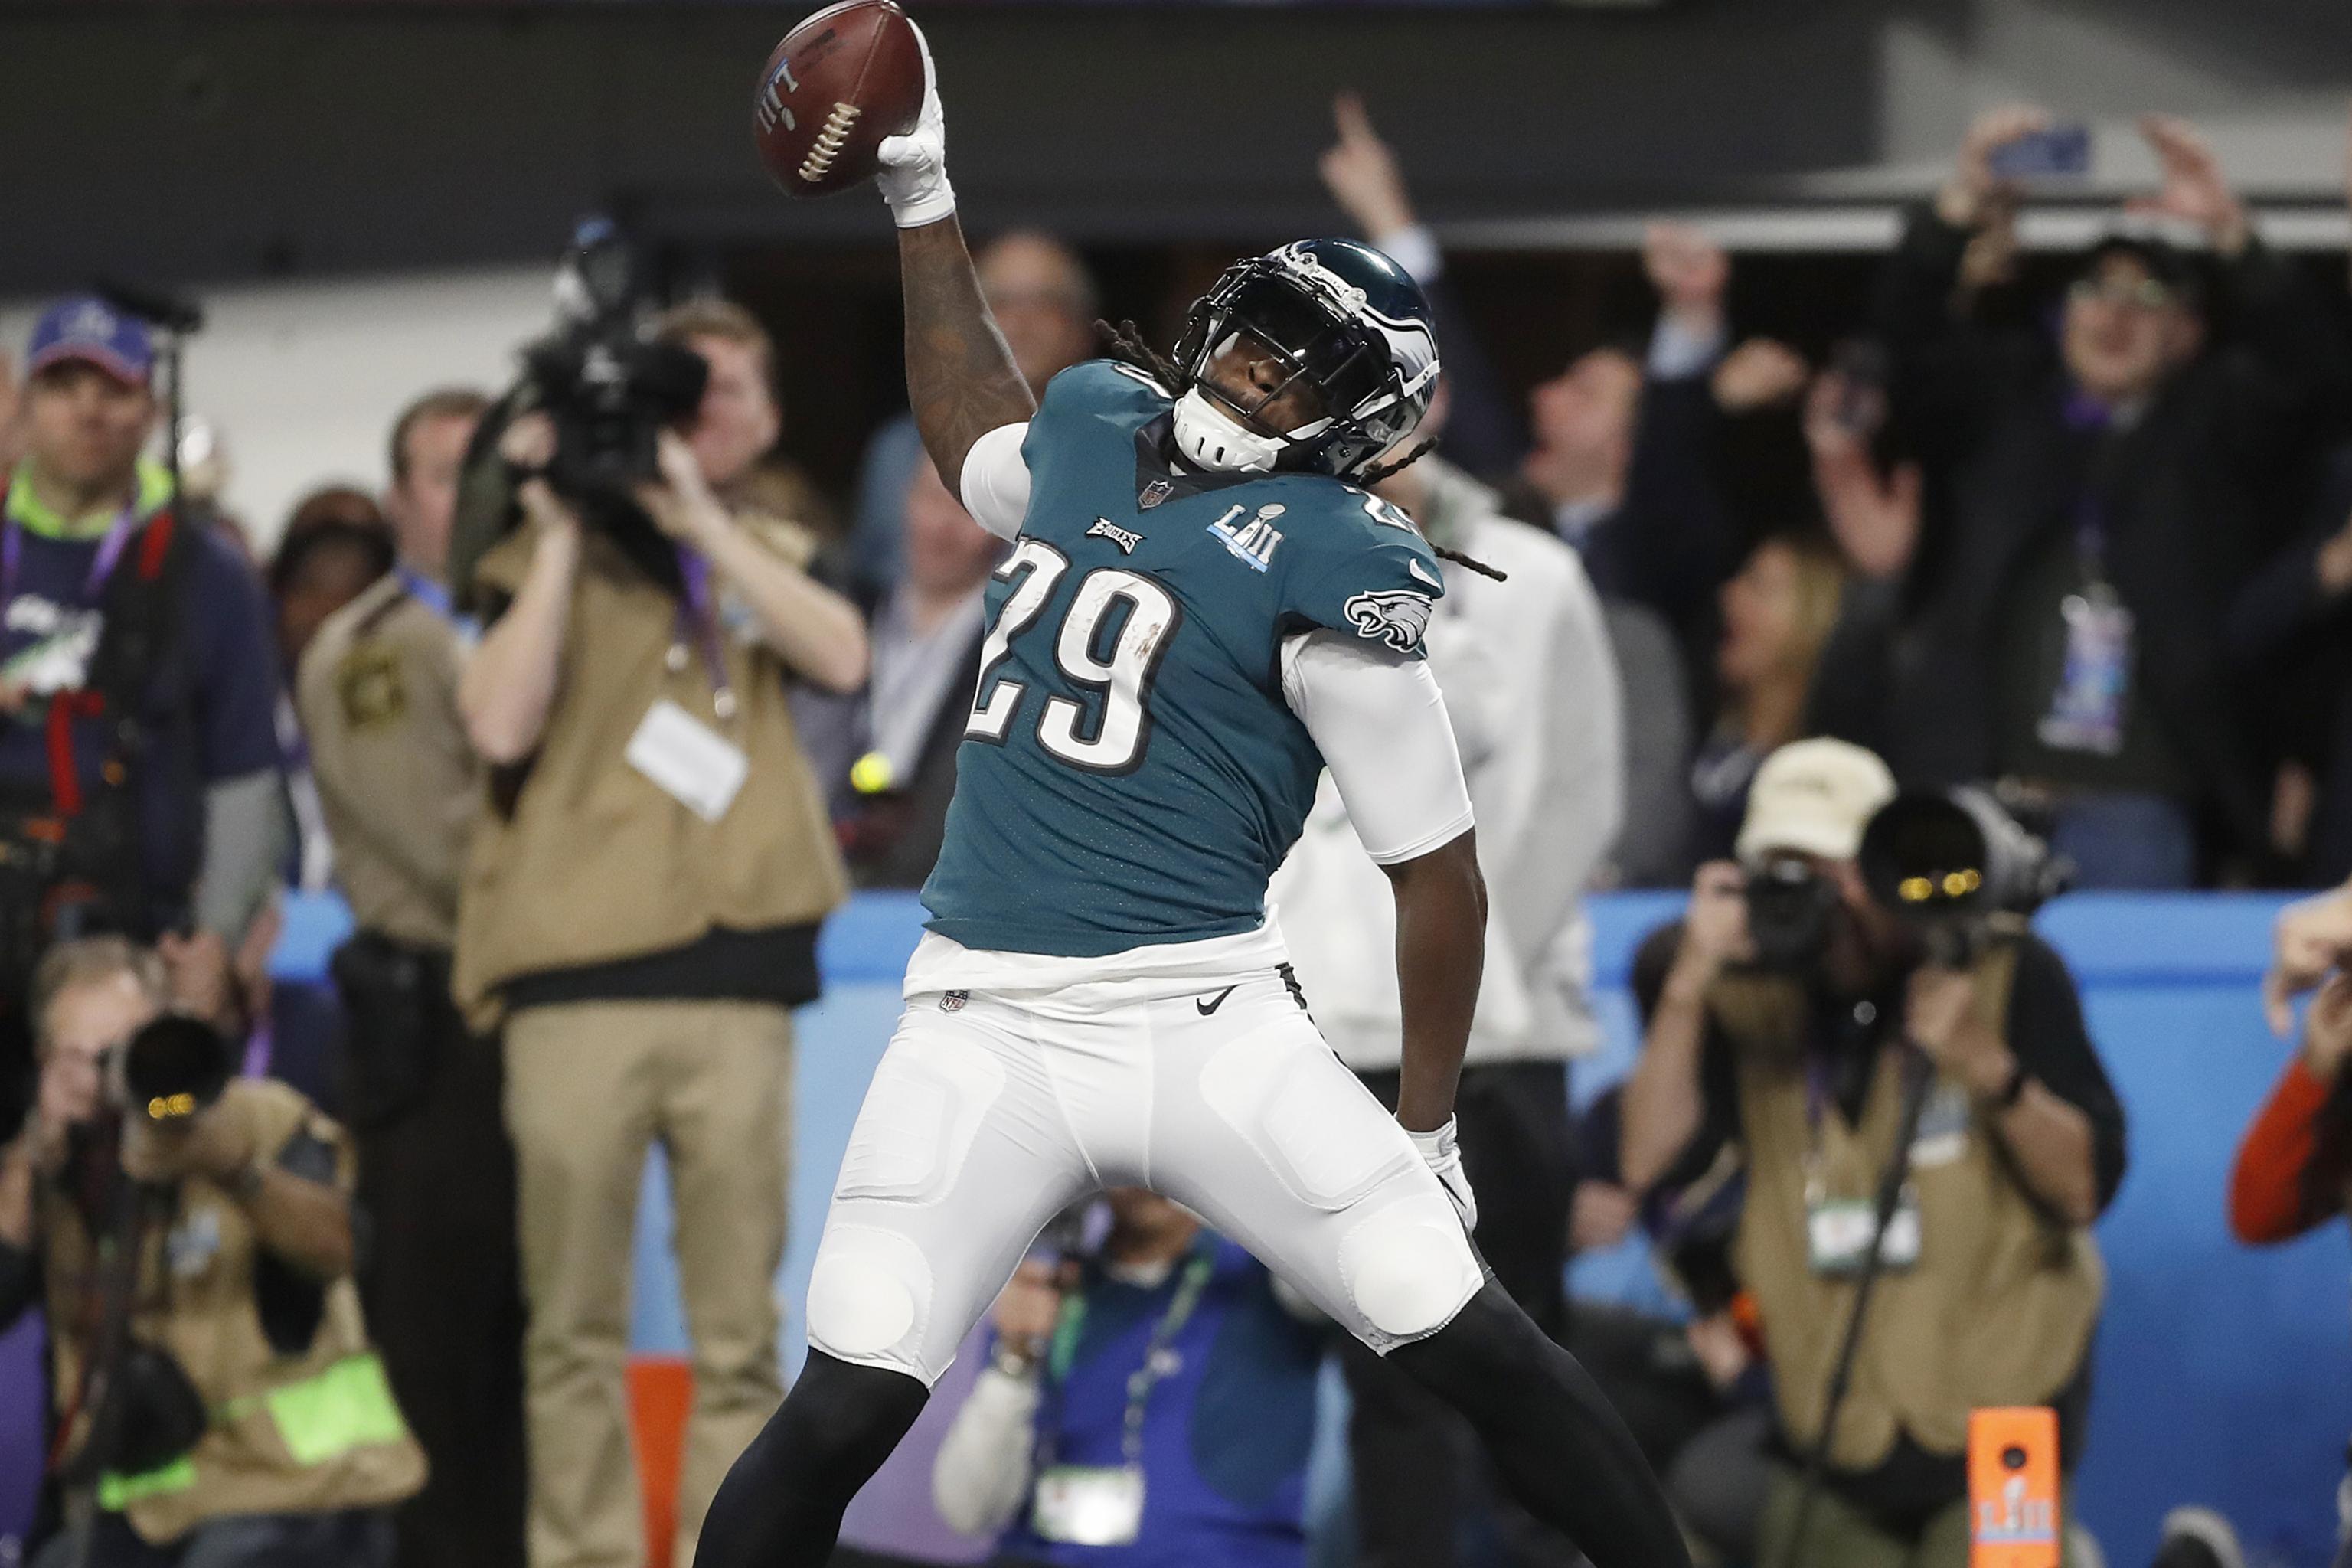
[671,549,737,722]
[1781,1044,1938,1563]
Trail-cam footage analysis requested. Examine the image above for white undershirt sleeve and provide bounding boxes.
[957,422,1034,541]
[1281,630,1475,864]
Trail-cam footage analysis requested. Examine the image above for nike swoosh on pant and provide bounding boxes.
[1196,985,1239,1016]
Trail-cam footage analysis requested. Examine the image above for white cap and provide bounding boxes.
[1735,739,1899,865]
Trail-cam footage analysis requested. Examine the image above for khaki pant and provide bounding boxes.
[1756,1465,2089,1568]
[505,1000,793,1568]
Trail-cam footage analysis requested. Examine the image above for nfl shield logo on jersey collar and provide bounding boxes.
[1138,478,1175,510]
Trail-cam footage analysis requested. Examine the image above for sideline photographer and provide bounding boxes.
[449,270,863,1567]
[1619,740,2125,1568]
[0,937,421,1567]
[0,298,285,1116]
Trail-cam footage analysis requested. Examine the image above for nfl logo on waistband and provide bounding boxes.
[941,990,970,1012]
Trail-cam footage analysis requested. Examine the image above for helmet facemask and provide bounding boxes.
[1170,248,1436,479]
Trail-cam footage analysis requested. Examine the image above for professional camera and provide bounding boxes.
[1740,787,2066,974]
[117,1013,232,1126]
[1859,787,2069,965]
[520,218,709,511]
[1742,856,1843,975]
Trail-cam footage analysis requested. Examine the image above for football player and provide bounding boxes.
[697,25,1688,1568]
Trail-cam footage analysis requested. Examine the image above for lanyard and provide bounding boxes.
[1043,1243,1218,1469]
[2,508,137,609]
[670,549,736,722]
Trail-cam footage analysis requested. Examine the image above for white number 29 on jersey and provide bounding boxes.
[965,538,1183,775]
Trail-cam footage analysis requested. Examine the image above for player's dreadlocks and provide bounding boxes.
[1098,319,1187,394]
[1093,318,1505,581]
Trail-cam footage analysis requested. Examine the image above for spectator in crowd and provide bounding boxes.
[850,233,1098,593]
[2234,877,2352,1244]
[930,1189,1326,1568]
[2229,878,2352,1568]
[1687,534,1852,866]
[1874,109,2346,887]
[1315,100,1717,887]
[381,387,491,619]
[1619,739,2125,1568]
[1496,223,1743,670]
[452,296,865,1566]
[269,490,394,681]
[0,936,424,1567]
[802,456,1001,888]
[296,388,525,1568]
[266,488,397,896]
[0,297,285,1119]
[2225,446,2352,884]
[1269,443,1620,1568]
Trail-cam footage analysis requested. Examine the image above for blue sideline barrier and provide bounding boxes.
[0,890,2331,1564]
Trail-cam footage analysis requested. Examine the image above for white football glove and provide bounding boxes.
[876,20,955,228]
[1407,1117,1478,1232]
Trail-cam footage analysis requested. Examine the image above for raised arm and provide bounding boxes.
[875,24,1035,495]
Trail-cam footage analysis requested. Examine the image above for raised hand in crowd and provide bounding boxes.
[1936,102,2052,229]
[1710,338,1809,413]
[2130,113,2250,256]
[2263,880,2352,1037]
[1642,220,1730,341]
[1804,366,1921,580]
[1319,92,1416,243]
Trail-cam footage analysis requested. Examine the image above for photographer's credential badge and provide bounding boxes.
[626,698,747,822]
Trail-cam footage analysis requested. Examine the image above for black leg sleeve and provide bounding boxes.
[1390,1281,1693,1568]
[692,1351,929,1568]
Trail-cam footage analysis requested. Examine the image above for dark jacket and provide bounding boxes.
[1500,372,1737,649]
[1873,204,2346,861]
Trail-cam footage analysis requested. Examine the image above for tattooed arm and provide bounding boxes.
[874,22,1034,494]
[898,218,1037,495]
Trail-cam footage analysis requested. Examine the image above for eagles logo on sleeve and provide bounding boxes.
[1342,588,1436,654]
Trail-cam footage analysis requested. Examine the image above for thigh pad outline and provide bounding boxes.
[835,1023,1008,1206]
[1199,1022,1416,1212]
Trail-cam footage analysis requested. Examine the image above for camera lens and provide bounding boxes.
[2001,1444,2028,1470]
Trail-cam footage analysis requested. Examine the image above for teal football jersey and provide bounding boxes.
[920,360,1447,958]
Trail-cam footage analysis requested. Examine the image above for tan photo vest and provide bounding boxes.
[1710,945,2104,1471]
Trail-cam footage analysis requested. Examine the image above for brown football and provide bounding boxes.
[753,0,925,198]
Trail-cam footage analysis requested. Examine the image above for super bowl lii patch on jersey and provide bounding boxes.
[1208,503,1285,571]
[1086,518,1144,554]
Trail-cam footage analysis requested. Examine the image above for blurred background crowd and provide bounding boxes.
[7,2,2352,1567]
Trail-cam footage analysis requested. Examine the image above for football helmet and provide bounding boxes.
[1168,238,1441,479]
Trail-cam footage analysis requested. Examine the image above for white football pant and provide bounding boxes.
[803,963,1486,1386]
